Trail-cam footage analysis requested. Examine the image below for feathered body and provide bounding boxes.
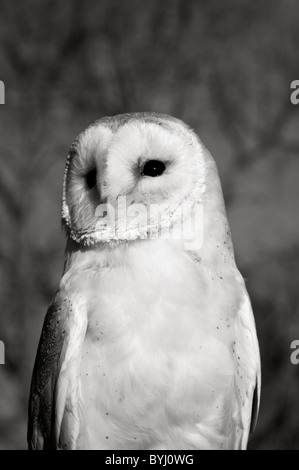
[28,113,260,450]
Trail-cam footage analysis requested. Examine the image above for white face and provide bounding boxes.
[62,113,206,245]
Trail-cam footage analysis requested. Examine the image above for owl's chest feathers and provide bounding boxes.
[66,240,239,367]
[67,242,242,448]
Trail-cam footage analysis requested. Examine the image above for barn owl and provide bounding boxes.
[28,112,260,450]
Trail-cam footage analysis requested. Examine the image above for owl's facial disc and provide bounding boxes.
[105,121,199,205]
[62,114,206,246]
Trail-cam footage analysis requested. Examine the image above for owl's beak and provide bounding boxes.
[97,172,108,203]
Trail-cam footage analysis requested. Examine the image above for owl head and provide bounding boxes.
[62,112,229,250]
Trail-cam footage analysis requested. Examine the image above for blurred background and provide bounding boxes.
[0,0,299,450]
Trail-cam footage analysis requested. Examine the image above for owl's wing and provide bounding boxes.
[233,288,261,449]
[28,291,87,450]
[250,378,260,435]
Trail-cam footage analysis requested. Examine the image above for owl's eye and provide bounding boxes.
[142,160,166,177]
[85,168,97,189]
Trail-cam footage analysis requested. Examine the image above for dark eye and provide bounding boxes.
[85,168,97,189]
[142,160,166,177]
